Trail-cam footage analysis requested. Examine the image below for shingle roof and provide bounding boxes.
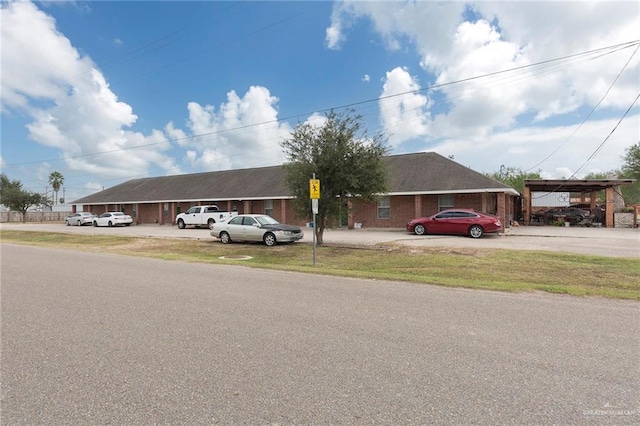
[386,152,516,194]
[72,152,517,204]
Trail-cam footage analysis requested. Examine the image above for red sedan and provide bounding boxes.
[406,209,503,238]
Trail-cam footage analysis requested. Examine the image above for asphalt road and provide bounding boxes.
[1,221,639,258]
[2,244,639,424]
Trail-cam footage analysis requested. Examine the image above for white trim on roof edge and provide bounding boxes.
[388,188,520,196]
[74,196,297,204]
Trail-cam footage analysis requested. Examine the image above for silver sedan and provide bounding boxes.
[210,214,303,246]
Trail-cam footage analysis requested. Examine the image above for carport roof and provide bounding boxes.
[525,179,635,193]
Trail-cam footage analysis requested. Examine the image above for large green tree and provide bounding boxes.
[48,171,64,205]
[619,142,640,204]
[0,174,48,222]
[621,142,640,179]
[281,110,389,245]
[485,166,542,194]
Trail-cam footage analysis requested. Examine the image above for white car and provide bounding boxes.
[65,212,96,226]
[93,212,133,227]
[210,214,303,246]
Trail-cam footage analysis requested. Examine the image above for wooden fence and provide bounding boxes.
[0,211,72,223]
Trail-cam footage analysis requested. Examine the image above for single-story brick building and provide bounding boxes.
[71,152,520,230]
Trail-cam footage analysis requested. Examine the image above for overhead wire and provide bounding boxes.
[524,43,640,172]
[7,39,640,197]
[7,39,638,169]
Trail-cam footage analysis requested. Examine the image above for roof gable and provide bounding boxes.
[386,152,513,193]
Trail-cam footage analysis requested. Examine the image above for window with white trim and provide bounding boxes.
[438,194,454,211]
[377,196,390,219]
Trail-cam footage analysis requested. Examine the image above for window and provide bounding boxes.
[435,211,456,219]
[243,216,258,226]
[438,194,454,211]
[264,200,273,216]
[228,216,243,225]
[377,196,390,219]
[453,211,478,218]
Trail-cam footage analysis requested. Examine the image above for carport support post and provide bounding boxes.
[523,187,531,226]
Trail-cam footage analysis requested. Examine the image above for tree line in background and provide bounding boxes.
[0,174,50,221]
[0,171,65,222]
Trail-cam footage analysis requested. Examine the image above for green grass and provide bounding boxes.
[2,230,639,300]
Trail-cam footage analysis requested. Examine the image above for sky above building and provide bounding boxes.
[1,0,639,203]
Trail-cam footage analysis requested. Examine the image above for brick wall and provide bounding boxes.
[351,193,506,229]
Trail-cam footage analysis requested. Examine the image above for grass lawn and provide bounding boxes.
[2,230,639,300]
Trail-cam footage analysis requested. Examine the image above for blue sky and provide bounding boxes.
[1,1,639,204]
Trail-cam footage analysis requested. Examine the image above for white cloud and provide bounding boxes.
[330,0,640,177]
[179,86,293,171]
[379,67,430,147]
[429,114,639,179]
[1,1,85,110]
[1,1,181,185]
[304,112,328,129]
[326,23,343,50]
[362,74,370,83]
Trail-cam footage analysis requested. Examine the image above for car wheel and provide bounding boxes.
[125,223,131,226]
[177,219,185,229]
[219,231,231,244]
[93,221,98,227]
[108,221,113,227]
[414,224,426,235]
[65,220,70,226]
[208,219,216,229]
[468,225,484,238]
[263,232,276,246]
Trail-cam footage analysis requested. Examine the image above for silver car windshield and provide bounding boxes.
[255,216,279,226]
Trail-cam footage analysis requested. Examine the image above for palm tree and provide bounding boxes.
[48,171,64,205]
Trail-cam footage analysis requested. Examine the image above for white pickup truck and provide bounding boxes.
[175,205,238,229]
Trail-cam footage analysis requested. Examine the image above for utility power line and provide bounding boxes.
[7,39,639,169]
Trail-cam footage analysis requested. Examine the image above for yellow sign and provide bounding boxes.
[309,179,320,199]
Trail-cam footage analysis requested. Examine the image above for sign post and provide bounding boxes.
[310,176,320,266]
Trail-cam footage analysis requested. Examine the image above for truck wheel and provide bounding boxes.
[177,219,185,229]
[263,232,276,247]
[219,232,231,244]
[208,218,216,229]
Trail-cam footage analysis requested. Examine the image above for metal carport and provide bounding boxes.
[523,179,635,227]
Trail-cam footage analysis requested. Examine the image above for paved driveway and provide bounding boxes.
[1,222,638,258]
